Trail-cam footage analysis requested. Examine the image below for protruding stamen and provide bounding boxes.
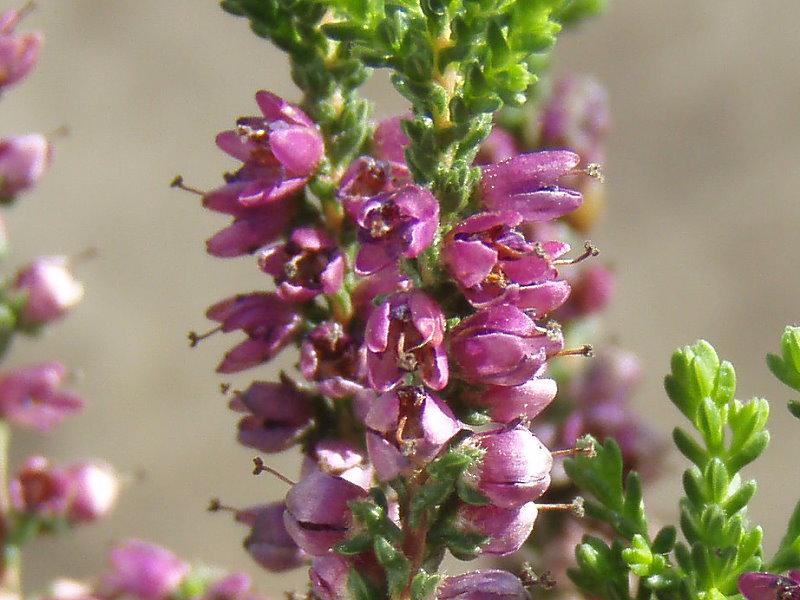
[535,496,585,517]
[220,383,231,395]
[188,325,222,348]
[585,163,605,183]
[551,439,596,459]
[252,457,296,486]
[69,247,99,266]
[207,498,239,514]
[554,241,600,266]
[170,175,205,196]
[556,344,594,358]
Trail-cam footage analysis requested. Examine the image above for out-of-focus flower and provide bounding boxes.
[0,10,42,92]
[99,540,190,600]
[9,456,72,519]
[300,440,374,489]
[229,378,314,453]
[450,304,563,387]
[738,571,800,600]
[479,151,582,222]
[241,502,307,572]
[283,472,368,556]
[13,256,83,327]
[309,554,350,600]
[462,425,553,509]
[348,184,439,275]
[0,362,83,431]
[436,570,529,600]
[365,291,448,391]
[66,461,119,524]
[258,227,345,302]
[0,134,51,199]
[475,126,519,165]
[365,386,461,481]
[372,116,409,164]
[557,263,614,320]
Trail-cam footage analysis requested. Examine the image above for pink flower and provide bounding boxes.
[242,502,308,572]
[455,502,538,556]
[738,571,800,600]
[0,10,42,92]
[66,462,119,524]
[13,256,83,327]
[436,570,528,600]
[372,116,409,164]
[9,456,72,519]
[0,362,83,431]
[100,540,190,600]
[0,134,52,199]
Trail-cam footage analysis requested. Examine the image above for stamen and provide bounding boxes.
[553,241,600,266]
[556,344,594,358]
[170,175,205,196]
[545,320,562,342]
[69,247,99,266]
[207,498,239,514]
[551,440,596,459]
[519,564,557,590]
[188,325,222,348]
[46,125,70,140]
[252,457,296,486]
[535,497,584,517]
[219,383,232,395]
[585,163,605,183]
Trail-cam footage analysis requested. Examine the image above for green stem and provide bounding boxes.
[0,421,20,598]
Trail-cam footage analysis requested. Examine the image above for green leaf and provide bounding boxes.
[373,536,411,598]
[347,567,381,600]
[771,501,800,571]
[767,326,800,391]
[410,571,441,600]
[651,526,677,554]
[789,400,800,419]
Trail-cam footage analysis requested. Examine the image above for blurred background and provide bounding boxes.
[2,0,799,593]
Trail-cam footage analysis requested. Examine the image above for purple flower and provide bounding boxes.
[0,134,51,198]
[216,91,323,185]
[13,256,84,326]
[738,571,800,600]
[201,573,257,600]
[349,184,439,275]
[470,378,558,423]
[301,439,374,489]
[456,502,538,556]
[229,378,314,453]
[372,116,410,164]
[99,540,190,600]
[436,570,528,600]
[204,182,297,258]
[259,227,344,302]
[309,554,351,600]
[443,211,571,314]
[0,362,83,431]
[338,156,410,205]
[283,471,368,556]
[475,126,519,166]
[300,321,367,398]
[242,502,308,572]
[365,386,462,481]
[449,304,563,387]
[365,291,448,391]
[206,292,302,373]
[557,263,614,319]
[9,456,72,519]
[351,266,411,316]
[479,151,582,222]
[0,11,42,92]
[65,461,119,524]
[464,424,553,509]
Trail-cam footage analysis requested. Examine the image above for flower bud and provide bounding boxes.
[465,425,553,509]
[372,116,409,164]
[0,134,51,199]
[480,151,582,222]
[0,362,83,431]
[243,503,307,572]
[450,304,563,387]
[229,378,314,453]
[9,456,72,520]
[100,540,190,600]
[474,379,558,423]
[365,386,461,481]
[65,462,119,524]
[436,570,528,600]
[283,471,368,556]
[13,256,83,327]
[456,502,538,556]
[0,16,42,92]
[202,573,254,600]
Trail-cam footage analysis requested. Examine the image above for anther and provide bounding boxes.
[188,325,222,348]
[519,564,556,590]
[556,344,594,358]
[220,383,231,395]
[585,163,605,183]
[554,241,600,266]
[170,175,205,196]
[207,498,239,514]
[252,457,296,486]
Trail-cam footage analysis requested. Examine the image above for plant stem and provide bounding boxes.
[0,421,20,599]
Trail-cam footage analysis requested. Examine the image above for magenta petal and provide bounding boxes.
[366,347,402,392]
[408,292,445,345]
[419,345,449,391]
[269,126,323,176]
[365,301,391,352]
[514,280,571,314]
[444,238,498,288]
[215,130,252,162]
[738,573,793,600]
[366,431,407,482]
[496,189,583,223]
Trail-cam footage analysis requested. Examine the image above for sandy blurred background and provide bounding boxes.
[1,0,798,594]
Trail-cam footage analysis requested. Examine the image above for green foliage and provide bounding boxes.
[567,340,773,600]
[767,325,800,418]
[553,0,608,27]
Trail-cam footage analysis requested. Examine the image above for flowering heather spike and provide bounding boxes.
[0,133,51,199]
[365,386,461,481]
[230,379,314,453]
[436,570,529,600]
[0,362,83,431]
[99,540,190,600]
[479,151,583,222]
[365,291,448,391]
[450,304,563,387]
[349,184,439,275]
[242,502,308,572]
[282,471,368,556]
[13,255,84,326]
